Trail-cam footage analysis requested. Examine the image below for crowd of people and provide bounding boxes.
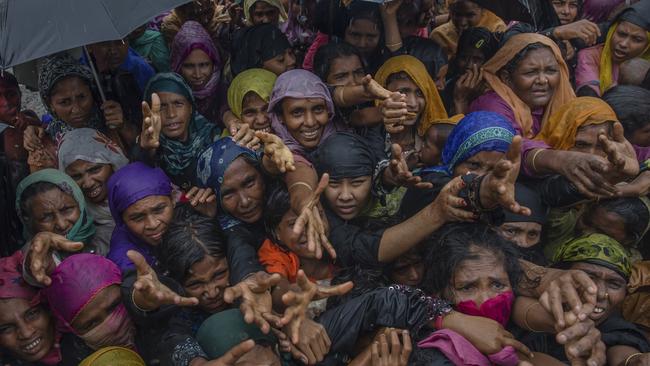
[1,0,650,364]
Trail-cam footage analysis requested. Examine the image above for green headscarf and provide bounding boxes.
[15,169,96,244]
[553,233,631,279]
[227,68,277,119]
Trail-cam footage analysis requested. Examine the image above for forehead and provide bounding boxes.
[222,156,259,186]
[501,221,542,231]
[31,187,75,206]
[569,262,625,281]
[51,76,90,97]
[184,48,212,63]
[516,47,558,69]
[186,255,227,281]
[386,74,418,90]
[617,21,648,36]
[453,247,508,282]
[466,150,505,163]
[243,91,267,107]
[347,18,380,34]
[157,91,189,104]
[0,298,31,321]
[576,122,612,138]
[282,97,326,110]
[124,195,170,214]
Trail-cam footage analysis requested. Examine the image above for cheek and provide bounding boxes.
[323,187,339,206]
[609,289,627,308]
[124,220,145,234]
[221,196,238,214]
[67,207,81,223]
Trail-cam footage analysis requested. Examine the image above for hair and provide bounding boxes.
[501,42,552,75]
[313,42,366,82]
[262,182,292,242]
[582,197,650,246]
[603,85,650,138]
[421,223,522,297]
[0,71,19,90]
[157,205,227,283]
[451,27,499,77]
[19,182,66,220]
[396,0,429,27]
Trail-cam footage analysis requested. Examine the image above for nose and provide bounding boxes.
[512,233,528,247]
[404,92,417,109]
[474,290,497,307]
[54,213,69,233]
[303,110,317,127]
[79,175,93,190]
[559,4,569,14]
[407,267,420,282]
[339,183,353,201]
[239,192,252,208]
[204,283,220,301]
[16,317,36,341]
[144,214,159,230]
[166,105,178,119]
[285,52,297,70]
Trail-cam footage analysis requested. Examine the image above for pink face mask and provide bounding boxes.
[455,291,515,326]
[79,303,136,350]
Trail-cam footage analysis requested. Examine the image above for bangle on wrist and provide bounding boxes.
[625,353,643,366]
[523,301,544,332]
[288,181,313,192]
[131,288,149,313]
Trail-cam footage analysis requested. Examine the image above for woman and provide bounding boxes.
[576,0,650,96]
[243,0,288,26]
[603,85,650,147]
[171,21,224,125]
[550,0,581,25]
[15,169,101,255]
[58,128,129,252]
[429,0,506,60]
[231,24,296,76]
[226,68,277,133]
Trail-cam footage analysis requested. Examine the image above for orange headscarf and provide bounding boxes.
[481,33,576,138]
[375,55,448,137]
[535,97,618,150]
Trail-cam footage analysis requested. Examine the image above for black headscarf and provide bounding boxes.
[231,24,291,76]
[618,0,650,32]
[503,183,548,224]
[313,132,378,180]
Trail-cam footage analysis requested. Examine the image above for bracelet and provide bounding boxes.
[625,352,643,366]
[288,181,314,192]
[131,288,149,313]
[337,85,346,106]
[530,149,544,173]
[386,41,403,48]
[523,301,544,333]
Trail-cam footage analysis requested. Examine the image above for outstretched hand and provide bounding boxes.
[186,187,218,218]
[380,92,409,134]
[383,144,433,189]
[257,131,296,173]
[224,272,283,334]
[203,339,256,366]
[538,270,598,329]
[230,123,261,151]
[361,74,392,100]
[598,122,639,179]
[291,174,336,260]
[140,93,162,150]
[431,176,475,222]
[27,232,83,286]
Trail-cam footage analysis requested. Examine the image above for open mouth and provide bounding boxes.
[164,122,183,131]
[300,128,321,141]
[613,49,627,60]
[337,205,357,215]
[254,125,271,133]
[22,337,43,354]
[85,185,103,199]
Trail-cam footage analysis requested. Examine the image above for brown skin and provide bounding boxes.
[496,222,542,248]
[629,123,650,147]
[323,176,373,221]
[385,75,425,128]
[122,195,175,246]
[449,1,484,34]
[220,156,266,224]
[326,55,366,87]
[157,91,193,141]
[0,300,55,363]
[388,251,424,287]
[551,0,579,25]
[87,40,129,73]
[250,1,281,25]
[456,47,486,74]
[25,188,80,237]
[180,49,214,91]
[610,21,649,64]
[578,207,628,245]
[71,285,122,335]
[344,19,381,58]
[419,124,453,166]
[262,49,296,76]
[275,208,313,259]
[0,79,20,122]
[240,92,271,132]
[235,345,282,366]
[568,262,626,326]
[183,255,230,313]
[65,161,113,204]
[571,122,613,156]
[281,97,330,150]
[48,76,95,128]
[452,150,504,176]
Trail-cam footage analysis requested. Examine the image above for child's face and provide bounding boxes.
[419,124,452,166]
[275,209,319,259]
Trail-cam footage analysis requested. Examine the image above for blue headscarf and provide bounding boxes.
[196,137,259,229]
[422,112,515,176]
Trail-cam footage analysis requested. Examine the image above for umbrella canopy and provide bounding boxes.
[0,0,192,68]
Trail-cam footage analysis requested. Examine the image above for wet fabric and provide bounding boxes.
[227,68,277,119]
[143,72,218,176]
[535,97,618,150]
[418,329,518,366]
[502,184,548,224]
[421,112,515,176]
[456,291,515,326]
[375,55,448,137]
[129,29,171,72]
[258,238,301,282]
[196,137,257,229]
[598,21,650,94]
[58,128,129,172]
[15,168,96,243]
[231,24,291,76]
[552,233,631,279]
[623,261,650,330]
[107,162,172,271]
[313,132,377,180]
[480,33,575,138]
[243,0,288,25]
[79,346,145,366]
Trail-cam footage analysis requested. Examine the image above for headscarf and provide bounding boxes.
[15,169,96,243]
[231,24,292,76]
[196,137,258,229]
[313,132,377,180]
[243,0,288,25]
[599,0,650,94]
[375,55,449,137]
[481,33,575,138]
[422,112,515,176]
[535,97,618,151]
[80,347,145,366]
[451,27,499,76]
[268,69,337,156]
[38,54,104,139]
[196,309,277,359]
[502,184,548,224]
[227,68,277,119]
[41,253,122,332]
[553,233,631,279]
[143,72,218,176]
[171,21,222,104]
[107,162,173,271]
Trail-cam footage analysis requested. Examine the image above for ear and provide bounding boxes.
[498,69,513,87]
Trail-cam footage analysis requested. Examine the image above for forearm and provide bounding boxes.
[607,345,642,366]
[349,107,382,127]
[525,149,560,175]
[284,162,318,213]
[512,296,555,333]
[381,11,402,52]
[333,85,373,108]
[516,259,559,298]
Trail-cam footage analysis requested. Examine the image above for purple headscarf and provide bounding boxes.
[268,69,341,157]
[42,254,121,333]
[171,21,222,110]
[107,162,173,272]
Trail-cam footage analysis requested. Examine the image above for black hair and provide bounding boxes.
[0,71,19,89]
[583,197,650,246]
[451,27,498,75]
[157,205,227,283]
[263,181,292,242]
[396,0,429,27]
[313,41,366,82]
[421,223,522,297]
[19,181,66,220]
[501,42,552,75]
[603,85,650,138]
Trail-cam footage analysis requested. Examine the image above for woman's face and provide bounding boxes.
[551,0,579,25]
[450,1,484,33]
[275,208,314,258]
[324,176,372,221]
[0,300,55,362]
[386,75,425,127]
[48,76,95,128]
[344,19,381,58]
[157,91,193,141]
[241,92,271,132]
[496,222,543,248]
[610,21,649,64]
[221,157,266,224]
[65,161,113,204]
[71,285,121,334]
[456,47,486,74]
[448,246,512,307]
[629,123,650,147]
[183,255,230,314]
[570,122,612,157]
[503,47,560,110]
[326,55,365,87]
[181,49,214,91]
[122,195,174,246]
[262,49,296,76]
[452,151,505,177]
[569,262,627,325]
[0,80,20,122]
[281,97,329,149]
[389,251,425,287]
[27,188,81,237]
[250,1,280,25]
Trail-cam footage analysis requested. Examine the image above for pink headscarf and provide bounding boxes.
[418,329,519,366]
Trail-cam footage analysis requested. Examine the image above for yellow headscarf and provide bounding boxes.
[535,97,618,150]
[481,33,576,138]
[243,0,288,25]
[80,347,145,366]
[374,55,448,137]
[599,22,650,94]
[227,68,277,119]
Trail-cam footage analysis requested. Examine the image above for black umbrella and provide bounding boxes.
[0,0,193,68]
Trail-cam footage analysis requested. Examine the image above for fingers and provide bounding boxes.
[401,330,412,364]
[223,284,243,303]
[502,337,533,359]
[506,135,522,166]
[218,339,255,364]
[315,281,354,300]
[127,250,152,277]
[151,93,161,113]
[313,173,329,198]
[175,295,200,307]
[291,208,310,246]
[141,101,152,120]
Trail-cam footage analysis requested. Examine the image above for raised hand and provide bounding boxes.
[380,92,409,134]
[127,250,199,311]
[371,329,411,366]
[23,125,44,152]
[431,176,475,222]
[230,123,261,151]
[383,144,433,189]
[101,100,125,129]
[554,313,606,366]
[453,64,483,114]
[361,75,392,100]
[283,318,331,365]
[223,271,283,334]
[553,19,601,45]
[204,339,256,366]
[598,122,639,179]
[538,270,598,329]
[27,232,83,286]
[140,93,162,150]
[556,151,617,198]
[291,174,336,260]
[379,0,404,15]
[257,131,296,174]
[186,187,217,218]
